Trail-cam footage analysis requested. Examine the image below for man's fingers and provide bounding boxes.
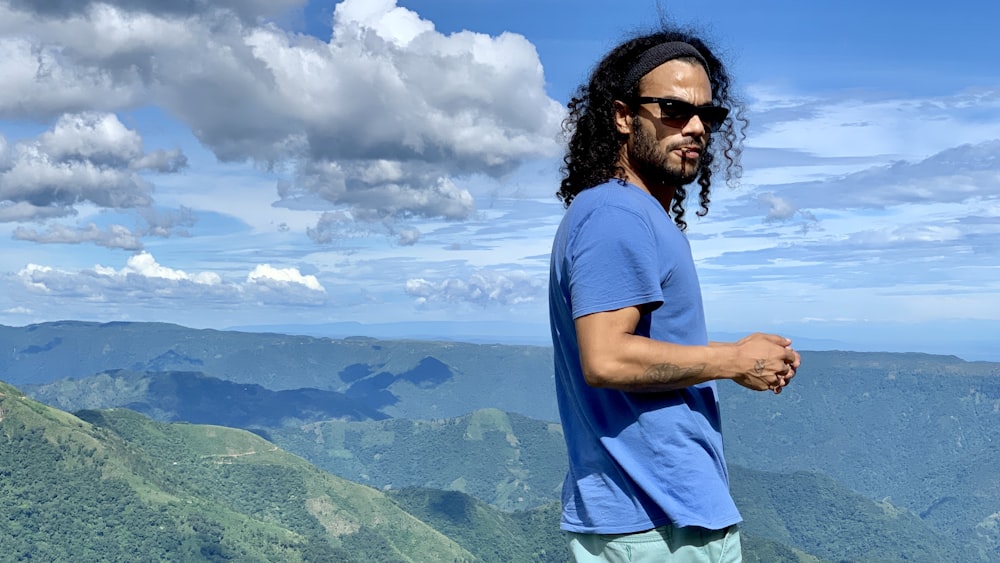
[760,333,791,346]
[783,367,796,383]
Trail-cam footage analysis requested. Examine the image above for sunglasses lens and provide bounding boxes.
[700,107,729,128]
[657,101,695,122]
[635,98,728,128]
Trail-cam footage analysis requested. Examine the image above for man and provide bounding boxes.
[548,27,801,562]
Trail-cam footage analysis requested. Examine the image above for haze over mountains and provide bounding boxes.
[226,320,1000,362]
[3,320,999,561]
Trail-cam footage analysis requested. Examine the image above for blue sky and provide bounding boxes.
[1,0,998,360]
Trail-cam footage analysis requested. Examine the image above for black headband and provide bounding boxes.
[622,41,708,92]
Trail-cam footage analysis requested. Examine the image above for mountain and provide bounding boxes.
[0,380,475,562]
[0,380,825,562]
[228,320,552,347]
[387,489,569,563]
[719,350,1000,560]
[1,321,558,421]
[264,408,567,511]
[263,409,977,561]
[6,321,1000,559]
[0,372,960,561]
[23,369,386,426]
[729,466,976,562]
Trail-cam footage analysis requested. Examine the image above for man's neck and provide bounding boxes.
[618,167,676,214]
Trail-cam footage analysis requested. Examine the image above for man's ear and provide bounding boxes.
[613,100,633,135]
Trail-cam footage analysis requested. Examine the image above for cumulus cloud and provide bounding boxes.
[2,306,32,315]
[0,113,186,223]
[304,207,424,246]
[394,227,420,246]
[8,204,196,250]
[245,264,326,305]
[137,205,196,238]
[0,201,75,222]
[756,192,819,233]
[405,269,544,307]
[5,0,305,21]
[758,192,798,221]
[0,0,563,239]
[13,223,143,250]
[16,252,327,306]
[247,264,325,292]
[97,251,223,285]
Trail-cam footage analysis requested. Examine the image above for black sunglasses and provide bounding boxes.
[631,97,729,129]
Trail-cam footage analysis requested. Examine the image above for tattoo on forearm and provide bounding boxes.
[643,363,707,385]
[753,359,766,377]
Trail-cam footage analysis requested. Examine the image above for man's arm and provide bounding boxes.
[576,306,800,393]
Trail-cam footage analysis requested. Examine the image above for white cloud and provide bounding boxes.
[334,0,433,46]
[0,201,76,222]
[758,192,797,221]
[15,251,329,308]
[405,269,544,307]
[395,228,420,246]
[137,206,196,238]
[38,111,143,164]
[100,251,223,285]
[4,0,305,21]
[0,0,563,241]
[247,264,325,292]
[0,34,144,117]
[0,113,185,223]
[13,223,142,250]
[2,305,31,314]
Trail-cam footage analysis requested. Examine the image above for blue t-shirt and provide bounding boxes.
[548,180,741,534]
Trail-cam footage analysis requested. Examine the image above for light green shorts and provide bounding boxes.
[567,524,741,563]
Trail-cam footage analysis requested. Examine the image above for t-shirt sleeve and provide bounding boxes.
[568,205,663,319]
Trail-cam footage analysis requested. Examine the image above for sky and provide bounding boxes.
[1,0,998,360]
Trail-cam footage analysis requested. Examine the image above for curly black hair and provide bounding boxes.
[557,27,747,231]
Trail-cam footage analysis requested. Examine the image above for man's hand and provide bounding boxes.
[726,333,800,394]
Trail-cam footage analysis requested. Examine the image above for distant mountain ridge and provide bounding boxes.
[24,369,387,426]
[1,320,557,420]
[5,321,1000,423]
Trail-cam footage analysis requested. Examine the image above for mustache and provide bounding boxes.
[665,138,706,151]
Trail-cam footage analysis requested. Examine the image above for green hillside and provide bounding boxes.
[0,381,474,562]
[7,322,1000,560]
[730,466,976,562]
[389,488,827,563]
[388,489,568,563]
[720,350,1000,560]
[265,408,566,511]
[3,380,819,562]
[265,408,966,562]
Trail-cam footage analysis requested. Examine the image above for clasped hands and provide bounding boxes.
[732,333,801,395]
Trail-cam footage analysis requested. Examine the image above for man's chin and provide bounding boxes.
[636,159,700,188]
[655,169,699,187]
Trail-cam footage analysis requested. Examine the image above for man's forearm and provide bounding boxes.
[580,333,729,392]
[575,309,797,393]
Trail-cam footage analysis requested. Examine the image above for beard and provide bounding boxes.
[629,117,702,187]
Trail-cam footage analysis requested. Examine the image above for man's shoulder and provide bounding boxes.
[570,181,656,215]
